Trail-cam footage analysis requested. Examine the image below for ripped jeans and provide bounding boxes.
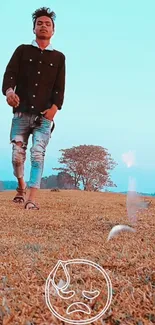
[10,112,53,189]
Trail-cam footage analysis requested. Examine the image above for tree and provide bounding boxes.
[40,176,48,189]
[40,173,74,189]
[2,181,17,190]
[0,181,4,191]
[47,175,58,188]
[40,175,58,189]
[53,145,117,191]
[57,172,75,189]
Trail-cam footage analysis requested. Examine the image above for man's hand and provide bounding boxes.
[41,104,58,121]
[6,91,20,108]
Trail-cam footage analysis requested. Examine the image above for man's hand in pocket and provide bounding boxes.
[41,104,58,121]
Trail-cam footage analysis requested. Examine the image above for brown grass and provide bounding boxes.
[0,190,155,325]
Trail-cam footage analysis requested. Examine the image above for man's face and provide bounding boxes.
[34,16,54,40]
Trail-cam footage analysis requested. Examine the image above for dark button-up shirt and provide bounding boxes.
[2,41,66,114]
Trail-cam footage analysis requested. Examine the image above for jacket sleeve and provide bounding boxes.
[2,45,24,95]
[52,53,66,110]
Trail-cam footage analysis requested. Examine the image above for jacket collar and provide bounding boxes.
[31,40,53,51]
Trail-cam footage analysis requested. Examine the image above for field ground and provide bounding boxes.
[0,189,155,325]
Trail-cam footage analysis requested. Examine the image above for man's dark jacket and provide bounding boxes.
[2,44,66,114]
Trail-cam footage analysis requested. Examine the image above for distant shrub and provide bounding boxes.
[50,188,60,192]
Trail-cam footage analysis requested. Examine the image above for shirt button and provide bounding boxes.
[35,83,38,86]
[29,59,32,61]
[38,71,40,74]
[31,106,34,109]
[39,61,42,63]
[33,95,36,97]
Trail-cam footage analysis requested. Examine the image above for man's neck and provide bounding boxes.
[36,38,50,50]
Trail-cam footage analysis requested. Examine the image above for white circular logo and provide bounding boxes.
[45,259,112,324]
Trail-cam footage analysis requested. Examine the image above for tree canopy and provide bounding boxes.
[53,145,117,191]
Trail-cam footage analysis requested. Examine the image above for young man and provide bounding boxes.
[2,7,66,210]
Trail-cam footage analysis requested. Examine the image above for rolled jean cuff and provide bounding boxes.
[28,181,41,189]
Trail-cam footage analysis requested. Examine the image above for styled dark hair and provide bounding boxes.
[32,7,56,29]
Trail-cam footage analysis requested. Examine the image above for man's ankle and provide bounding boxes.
[18,181,26,190]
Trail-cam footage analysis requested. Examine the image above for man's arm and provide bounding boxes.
[2,44,24,95]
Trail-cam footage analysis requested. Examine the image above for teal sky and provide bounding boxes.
[1,1,155,193]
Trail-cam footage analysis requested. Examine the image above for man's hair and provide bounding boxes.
[32,7,56,29]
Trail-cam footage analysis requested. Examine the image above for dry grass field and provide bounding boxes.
[0,189,155,325]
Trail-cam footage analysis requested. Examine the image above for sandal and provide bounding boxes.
[24,200,39,210]
[13,187,27,203]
